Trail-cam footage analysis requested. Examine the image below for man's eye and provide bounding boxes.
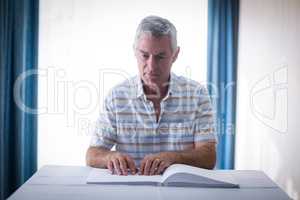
[157,56,165,60]
[142,54,149,59]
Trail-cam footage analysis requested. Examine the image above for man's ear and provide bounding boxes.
[172,47,180,63]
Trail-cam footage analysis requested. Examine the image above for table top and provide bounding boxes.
[7,165,291,200]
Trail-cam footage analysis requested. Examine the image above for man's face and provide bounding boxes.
[135,33,180,89]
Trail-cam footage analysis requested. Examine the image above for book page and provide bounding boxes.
[161,164,238,185]
[86,168,163,184]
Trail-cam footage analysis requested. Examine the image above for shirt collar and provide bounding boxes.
[135,72,177,99]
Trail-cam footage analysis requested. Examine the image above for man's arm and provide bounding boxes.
[86,146,137,175]
[175,141,216,169]
[140,141,216,175]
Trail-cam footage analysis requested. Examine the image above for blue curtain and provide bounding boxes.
[207,0,239,169]
[0,0,39,199]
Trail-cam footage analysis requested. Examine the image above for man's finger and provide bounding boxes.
[143,159,153,176]
[140,159,146,175]
[107,160,114,174]
[156,161,168,175]
[118,157,128,175]
[112,159,121,175]
[150,158,160,175]
[126,156,136,175]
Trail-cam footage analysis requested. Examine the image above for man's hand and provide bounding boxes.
[105,152,137,176]
[140,152,179,175]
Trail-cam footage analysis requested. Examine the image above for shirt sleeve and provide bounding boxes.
[193,86,217,143]
[90,94,117,149]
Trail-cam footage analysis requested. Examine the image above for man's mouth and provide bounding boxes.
[147,73,160,77]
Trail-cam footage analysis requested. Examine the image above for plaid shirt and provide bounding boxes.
[90,72,216,166]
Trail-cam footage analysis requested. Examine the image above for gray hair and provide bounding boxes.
[134,15,177,52]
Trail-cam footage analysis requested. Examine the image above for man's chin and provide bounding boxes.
[144,80,160,88]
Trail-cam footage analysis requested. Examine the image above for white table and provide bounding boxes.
[7,165,291,200]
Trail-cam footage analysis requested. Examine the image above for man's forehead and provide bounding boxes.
[139,32,170,40]
[138,49,167,55]
[136,34,173,53]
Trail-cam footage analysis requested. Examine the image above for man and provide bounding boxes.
[86,16,216,176]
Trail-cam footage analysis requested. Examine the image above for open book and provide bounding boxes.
[86,164,239,188]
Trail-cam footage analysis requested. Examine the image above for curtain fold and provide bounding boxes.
[0,0,38,199]
[207,0,239,169]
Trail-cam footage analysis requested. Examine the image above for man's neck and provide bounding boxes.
[143,84,168,103]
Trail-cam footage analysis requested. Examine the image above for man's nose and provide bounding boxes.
[147,56,158,71]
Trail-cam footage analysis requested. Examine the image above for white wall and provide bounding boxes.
[38,0,208,168]
[236,0,300,199]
